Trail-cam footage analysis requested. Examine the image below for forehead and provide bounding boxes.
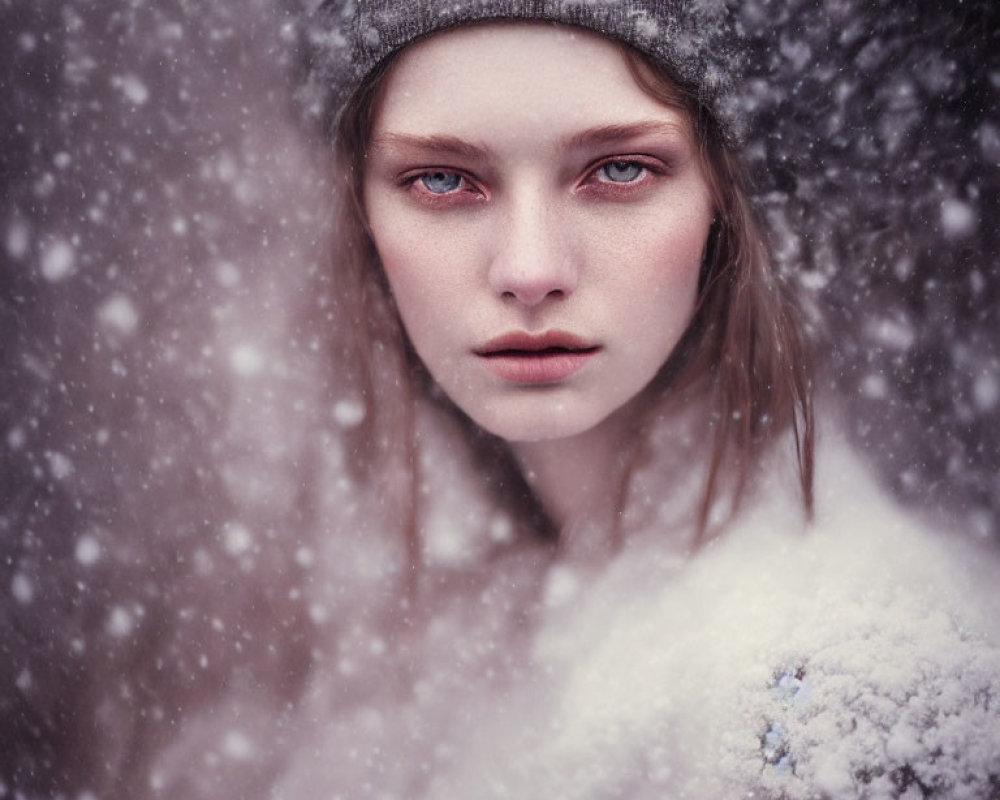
[371,22,692,144]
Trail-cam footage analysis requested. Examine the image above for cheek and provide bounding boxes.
[599,205,709,306]
[377,246,435,339]
[365,197,433,321]
[368,218,477,356]
[598,208,711,380]
[367,189,486,315]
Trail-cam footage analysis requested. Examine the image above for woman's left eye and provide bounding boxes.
[418,171,464,194]
[595,160,646,183]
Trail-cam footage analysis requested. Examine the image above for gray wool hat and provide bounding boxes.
[300,0,746,145]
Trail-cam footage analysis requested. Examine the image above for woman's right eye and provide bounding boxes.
[418,171,464,194]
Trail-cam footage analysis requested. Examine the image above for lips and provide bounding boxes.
[474,330,599,384]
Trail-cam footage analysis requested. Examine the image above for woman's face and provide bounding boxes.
[362,23,714,443]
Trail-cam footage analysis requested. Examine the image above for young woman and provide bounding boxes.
[259,3,1000,798]
[305,1,815,555]
[17,2,997,798]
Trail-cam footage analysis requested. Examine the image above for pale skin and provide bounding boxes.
[362,23,715,555]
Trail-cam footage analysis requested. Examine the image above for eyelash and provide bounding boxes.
[403,170,483,205]
[584,158,661,192]
[402,156,663,205]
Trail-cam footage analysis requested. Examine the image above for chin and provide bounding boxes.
[468,402,611,444]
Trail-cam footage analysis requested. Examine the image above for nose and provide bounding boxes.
[487,190,577,307]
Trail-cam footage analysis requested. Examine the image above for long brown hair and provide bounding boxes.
[621,50,815,539]
[325,28,814,555]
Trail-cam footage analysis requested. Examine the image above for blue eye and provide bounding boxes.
[598,161,644,183]
[419,171,463,194]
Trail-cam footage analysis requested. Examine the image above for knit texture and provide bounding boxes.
[299,0,746,144]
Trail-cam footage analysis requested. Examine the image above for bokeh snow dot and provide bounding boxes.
[295,546,315,567]
[75,535,102,566]
[222,523,253,556]
[47,452,74,480]
[222,730,256,761]
[214,261,241,288]
[973,371,999,412]
[40,239,76,282]
[106,606,134,638]
[860,373,889,399]
[940,198,977,237]
[11,573,34,605]
[7,426,26,450]
[98,294,140,336]
[5,220,30,260]
[15,669,32,692]
[333,399,365,428]
[543,565,581,608]
[116,73,150,105]
[230,344,264,376]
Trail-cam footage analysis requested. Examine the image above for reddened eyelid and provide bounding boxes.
[399,167,459,183]
[578,156,664,192]
[590,155,667,174]
[594,161,646,183]
[400,167,483,188]
[403,168,489,204]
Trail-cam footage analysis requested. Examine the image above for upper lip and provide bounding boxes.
[474,330,598,355]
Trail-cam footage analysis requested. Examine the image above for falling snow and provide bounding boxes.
[5,221,30,260]
[14,670,32,693]
[75,535,101,566]
[114,73,151,105]
[940,197,978,238]
[97,294,140,336]
[39,238,75,282]
[6,427,26,450]
[221,522,254,557]
[105,606,134,638]
[46,451,74,480]
[229,344,264,376]
[10,574,34,606]
[1,1,998,798]
[333,398,365,428]
[221,730,256,762]
[973,371,1000,412]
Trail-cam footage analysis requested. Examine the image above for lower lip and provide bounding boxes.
[479,349,597,384]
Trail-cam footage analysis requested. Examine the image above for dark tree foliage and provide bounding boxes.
[736,0,1000,538]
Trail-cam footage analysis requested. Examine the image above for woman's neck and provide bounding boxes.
[510,409,636,565]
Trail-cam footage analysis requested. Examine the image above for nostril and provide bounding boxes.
[500,287,566,303]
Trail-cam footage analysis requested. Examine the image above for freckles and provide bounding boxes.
[370,218,424,278]
[372,246,406,288]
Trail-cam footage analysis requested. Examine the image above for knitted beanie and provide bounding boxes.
[299,0,746,145]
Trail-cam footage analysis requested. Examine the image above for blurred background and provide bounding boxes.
[1,0,998,792]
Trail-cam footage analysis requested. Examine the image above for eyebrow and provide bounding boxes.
[369,132,490,160]
[369,120,688,160]
[562,120,688,150]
